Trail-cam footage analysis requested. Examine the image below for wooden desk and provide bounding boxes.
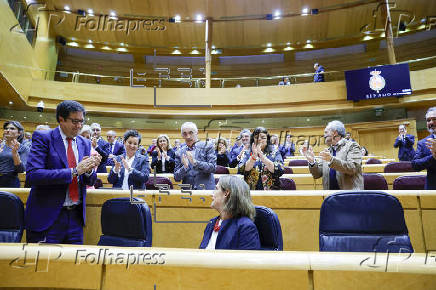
[0,244,434,290]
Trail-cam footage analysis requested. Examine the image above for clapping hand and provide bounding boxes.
[77,154,102,175]
[426,138,436,158]
[113,157,121,172]
[121,156,130,171]
[185,151,194,164]
[301,142,315,163]
[91,136,97,148]
[10,139,20,155]
[319,149,332,162]
[181,153,189,168]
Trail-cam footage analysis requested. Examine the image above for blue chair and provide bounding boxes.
[98,197,152,247]
[254,206,283,251]
[319,191,413,253]
[0,191,24,243]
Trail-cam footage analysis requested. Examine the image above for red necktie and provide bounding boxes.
[67,138,79,202]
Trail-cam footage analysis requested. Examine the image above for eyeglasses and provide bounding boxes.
[67,118,85,125]
[4,127,18,131]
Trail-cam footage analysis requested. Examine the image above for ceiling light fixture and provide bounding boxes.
[273,10,281,20]
[195,14,203,23]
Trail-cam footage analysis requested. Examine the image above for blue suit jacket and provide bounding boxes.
[25,127,96,231]
[314,65,325,82]
[229,144,244,168]
[412,135,436,189]
[199,216,260,250]
[95,138,110,173]
[279,142,295,158]
[108,153,150,189]
[394,134,415,161]
[174,141,216,190]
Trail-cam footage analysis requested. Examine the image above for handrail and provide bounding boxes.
[2,55,435,87]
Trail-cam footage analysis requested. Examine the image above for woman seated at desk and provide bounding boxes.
[108,130,150,190]
[239,127,284,190]
[150,134,175,173]
[199,175,260,250]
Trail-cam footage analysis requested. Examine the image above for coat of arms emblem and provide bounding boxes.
[369,69,385,93]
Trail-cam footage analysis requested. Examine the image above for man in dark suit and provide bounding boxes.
[313,63,325,82]
[394,124,415,161]
[25,100,101,244]
[90,123,110,173]
[106,130,125,166]
[412,107,436,189]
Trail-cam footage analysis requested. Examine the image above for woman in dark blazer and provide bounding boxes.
[216,138,230,167]
[199,175,260,250]
[108,130,150,190]
[150,134,175,173]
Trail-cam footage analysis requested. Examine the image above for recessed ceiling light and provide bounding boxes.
[195,14,203,23]
[302,7,309,15]
[174,15,181,23]
[64,5,70,11]
[120,42,124,46]
[8,101,13,105]
[286,42,291,45]
[211,45,215,49]
[267,43,272,47]
[23,116,27,119]
[306,40,311,43]
[273,10,281,19]
[87,9,94,15]
[88,39,92,43]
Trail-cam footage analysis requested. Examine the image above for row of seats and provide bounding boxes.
[0,190,413,253]
[94,173,427,191]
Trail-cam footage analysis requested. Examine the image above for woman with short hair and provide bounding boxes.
[0,121,29,187]
[239,127,284,190]
[151,134,175,173]
[199,175,260,250]
[108,130,150,189]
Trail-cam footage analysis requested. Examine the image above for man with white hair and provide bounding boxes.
[174,122,216,190]
[106,130,124,166]
[412,107,436,189]
[90,123,110,173]
[302,120,363,190]
[393,124,415,161]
